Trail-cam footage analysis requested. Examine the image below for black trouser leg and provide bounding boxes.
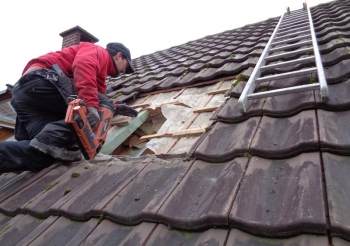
[11,74,68,141]
[0,140,55,172]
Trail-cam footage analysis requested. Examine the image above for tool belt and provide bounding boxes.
[30,65,78,105]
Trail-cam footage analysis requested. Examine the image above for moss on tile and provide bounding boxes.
[0,226,11,235]
[230,54,236,58]
[63,188,72,196]
[309,77,318,83]
[46,181,60,191]
[112,92,123,99]
[232,73,248,87]
[35,218,44,223]
[71,173,80,178]
[339,35,344,41]
[28,199,35,204]
[181,68,189,78]
[306,51,314,56]
[244,152,253,159]
[257,88,268,93]
[97,214,104,224]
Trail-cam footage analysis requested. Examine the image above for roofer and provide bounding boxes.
[0,42,138,172]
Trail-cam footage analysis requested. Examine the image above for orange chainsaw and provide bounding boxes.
[65,98,113,160]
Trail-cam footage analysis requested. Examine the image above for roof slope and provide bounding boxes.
[1,1,350,245]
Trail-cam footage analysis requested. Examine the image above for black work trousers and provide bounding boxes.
[0,71,114,172]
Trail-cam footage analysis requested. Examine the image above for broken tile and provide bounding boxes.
[194,118,260,162]
[250,110,319,158]
[158,158,247,230]
[230,153,327,237]
[318,110,350,155]
[145,224,228,246]
[102,158,193,225]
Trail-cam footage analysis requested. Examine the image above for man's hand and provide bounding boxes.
[86,107,100,130]
[115,104,138,117]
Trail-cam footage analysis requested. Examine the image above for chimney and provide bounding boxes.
[59,26,99,49]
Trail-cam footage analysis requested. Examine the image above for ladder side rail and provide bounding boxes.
[307,7,329,102]
[238,14,285,113]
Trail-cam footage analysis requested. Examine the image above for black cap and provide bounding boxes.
[106,42,134,74]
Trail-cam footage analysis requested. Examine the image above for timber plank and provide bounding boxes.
[101,111,149,155]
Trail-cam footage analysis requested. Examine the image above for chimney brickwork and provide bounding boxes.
[61,31,81,49]
[59,26,99,49]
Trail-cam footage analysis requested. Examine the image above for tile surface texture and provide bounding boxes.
[1,1,350,245]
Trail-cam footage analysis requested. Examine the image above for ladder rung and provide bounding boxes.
[278,23,309,33]
[282,17,308,26]
[289,9,307,15]
[277,26,309,36]
[256,68,317,83]
[270,40,312,52]
[284,13,308,20]
[283,15,308,23]
[272,34,311,46]
[280,19,309,28]
[261,56,315,71]
[274,30,310,42]
[266,47,313,61]
[248,83,319,100]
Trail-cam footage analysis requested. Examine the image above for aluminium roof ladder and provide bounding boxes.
[238,5,329,113]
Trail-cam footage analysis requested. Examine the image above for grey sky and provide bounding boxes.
[0,0,328,90]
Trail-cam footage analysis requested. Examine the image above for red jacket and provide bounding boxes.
[22,42,117,108]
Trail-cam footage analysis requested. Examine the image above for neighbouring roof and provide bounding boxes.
[1,1,350,245]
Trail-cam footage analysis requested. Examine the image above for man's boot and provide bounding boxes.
[29,138,82,162]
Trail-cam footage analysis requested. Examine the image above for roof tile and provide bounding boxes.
[194,118,260,162]
[318,109,350,155]
[158,158,248,230]
[250,110,319,158]
[102,158,193,225]
[230,153,326,237]
[323,152,350,241]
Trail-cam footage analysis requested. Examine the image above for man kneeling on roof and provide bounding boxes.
[0,42,138,172]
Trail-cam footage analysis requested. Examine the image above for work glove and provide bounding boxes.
[115,104,138,117]
[86,106,100,130]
